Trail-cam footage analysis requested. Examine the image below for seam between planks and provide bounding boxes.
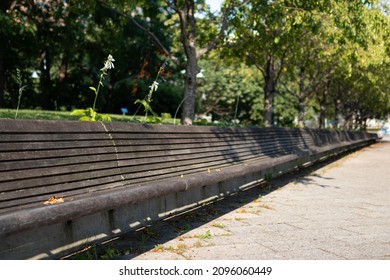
[99,121,126,182]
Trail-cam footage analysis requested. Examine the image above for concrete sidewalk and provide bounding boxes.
[101,138,390,260]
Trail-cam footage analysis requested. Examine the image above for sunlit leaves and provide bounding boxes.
[70,107,112,122]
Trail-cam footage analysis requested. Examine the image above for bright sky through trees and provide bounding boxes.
[206,0,223,12]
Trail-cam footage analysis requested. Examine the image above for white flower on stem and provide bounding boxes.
[100,54,115,73]
[149,81,159,92]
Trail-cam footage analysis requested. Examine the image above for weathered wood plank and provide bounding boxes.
[0,139,114,152]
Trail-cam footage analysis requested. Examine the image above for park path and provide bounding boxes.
[108,137,390,260]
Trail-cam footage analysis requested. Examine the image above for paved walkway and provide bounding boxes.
[105,137,390,260]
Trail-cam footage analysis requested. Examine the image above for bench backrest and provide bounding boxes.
[0,119,376,217]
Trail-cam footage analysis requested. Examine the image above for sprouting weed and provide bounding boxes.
[135,58,169,123]
[213,223,226,229]
[15,68,27,119]
[71,54,114,121]
[92,54,115,112]
[152,244,165,252]
[138,233,149,245]
[197,230,211,240]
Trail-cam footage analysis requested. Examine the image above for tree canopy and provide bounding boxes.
[1,0,389,129]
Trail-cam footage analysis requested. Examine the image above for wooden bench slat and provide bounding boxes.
[0,153,119,171]
[0,152,283,212]
[0,142,283,191]
[0,133,110,142]
[0,175,127,209]
[1,139,297,179]
[0,180,127,215]
[1,141,296,203]
[0,146,117,161]
[1,135,308,168]
[0,166,124,191]
[0,140,115,152]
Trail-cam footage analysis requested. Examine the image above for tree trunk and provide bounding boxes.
[344,111,353,130]
[297,100,306,128]
[297,66,306,128]
[263,56,275,127]
[179,0,199,125]
[181,54,199,125]
[362,117,367,131]
[40,48,54,110]
[319,105,326,129]
[318,79,331,129]
[333,97,341,129]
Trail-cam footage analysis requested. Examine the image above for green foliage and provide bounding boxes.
[135,98,158,119]
[264,173,273,182]
[0,109,76,121]
[197,57,263,125]
[70,107,112,122]
[197,230,211,240]
[100,247,121,260]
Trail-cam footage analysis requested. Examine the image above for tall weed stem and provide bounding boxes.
[15,68,27,119]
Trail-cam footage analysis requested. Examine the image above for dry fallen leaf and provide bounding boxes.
[43,196,64,205]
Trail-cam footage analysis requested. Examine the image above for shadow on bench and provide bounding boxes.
[0,119,377,259]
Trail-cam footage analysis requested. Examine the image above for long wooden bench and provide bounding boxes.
[0,119,377,259]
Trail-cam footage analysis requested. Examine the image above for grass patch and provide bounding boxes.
[0,109,76,121]
[196,230,211,240]
[0,109,177,124]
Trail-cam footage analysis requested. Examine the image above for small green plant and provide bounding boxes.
[138,233,150,245]
[197,230,211,240]
[152,244,165,252]
[213,223,226,229]
[71,54,114,121]
[264,172,273,182]
[177,224,192,235]
[15,68,27,119]
[143,227,159,239]
[134,59,168,123]
[100,247,121,259]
